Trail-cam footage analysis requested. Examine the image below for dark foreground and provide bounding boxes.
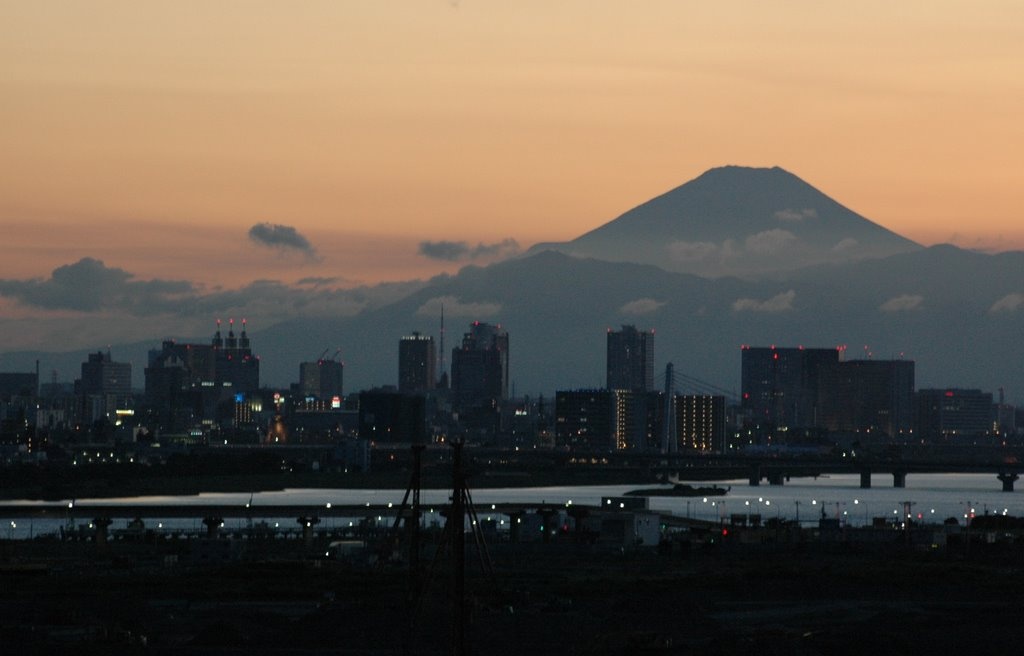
[4,536,1024,655]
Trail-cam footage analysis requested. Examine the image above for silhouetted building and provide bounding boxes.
[556,389,661,451]
[358,390,426,444]
[80,351,132,423]
[675,395,727,452]
[0,373,37,401]
[299,359,344,399]
[451,322,508,411]
[144,320,260,431]
[214,319,259,394]
[820,359,915,436]
[741,346,841,431]
[606,325,654,391]
[398,331,436,394]
[917,388,993,438]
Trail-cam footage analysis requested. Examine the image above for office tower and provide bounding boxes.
[555,388,661,451]
[451,322,508,410]
[820,359,915,436]
[398,331,436,394]
[300,358,344,399]
[740,346,841,430]
[214,318,259,393]
[358,389,426,444]
[916,388,994,438]
[606,325,654,391]
[80,351,132,422]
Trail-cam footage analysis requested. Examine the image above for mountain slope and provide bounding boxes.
[530,166,920,277]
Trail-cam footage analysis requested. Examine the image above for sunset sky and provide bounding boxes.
[2,2,1023,349]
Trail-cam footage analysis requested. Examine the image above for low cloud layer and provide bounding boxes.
[745,229,797,255]
[773,208,817,222]
[668,230,798,263]
[832,237,859,253]
[733,290,796,313]
[418,238,520,262]
[0,257,194,313]
[248,223,318,259]
[619,298,666,315]
[990,293,1024,313]
[415,295,502,318]
[879,294,924,312]
[0,257,401,320]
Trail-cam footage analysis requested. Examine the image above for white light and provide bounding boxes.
[326,503,332,509]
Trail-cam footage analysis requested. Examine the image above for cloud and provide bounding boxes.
[415,295,501,318]
[620,298,666,315]
[990,293,1024,313]
[732,290,796,313]
[296,276,343,288]
[667,241,719,262]
[773,208,817,222]
[0,257,422,321]
[745,229,797,254]
[832,237,860,253]
[418,238,520,262]
[248,223,318,259]
[0,257,195,313]
[879,294,924,312]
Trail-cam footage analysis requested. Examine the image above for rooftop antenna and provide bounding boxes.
[663,362,677,454]
[439,302,446,379]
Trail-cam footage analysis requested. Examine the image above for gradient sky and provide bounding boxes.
[2,2,1023,317]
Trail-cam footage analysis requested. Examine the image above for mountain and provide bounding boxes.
[529,166,921,277]
[249,245,1023,402]
[3,169,1021,406]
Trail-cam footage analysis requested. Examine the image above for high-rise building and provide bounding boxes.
[213,319,259,393]
[916,388,994,438]
[740,346,841,430]
[358,389,426,444]
[606,325,654,391]
[820,359,915,436]
[144,320,260,431]
[675,395,727,452]
[555,388,661,451]
[80,351,132,422]
[451,322,508,410]
[398,331,436,394]
[299,359,344,399]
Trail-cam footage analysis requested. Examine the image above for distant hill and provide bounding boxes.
[529,166,920,277]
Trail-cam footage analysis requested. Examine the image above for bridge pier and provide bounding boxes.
[298,516,321,545]
[748,464,761,487]
[93,517,112,551]
[202,516,223,538]
[767,472,785,486]
[508,512,524,543]
[892,471,906,488]
[998,472,1019,492]
[538,508,558,544]
[859,469,872,489]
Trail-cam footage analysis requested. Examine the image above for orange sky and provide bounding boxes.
[2,1,1023,289]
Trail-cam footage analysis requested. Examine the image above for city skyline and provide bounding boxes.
[2,3,1023,404]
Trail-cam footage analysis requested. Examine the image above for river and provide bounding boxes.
[1,472,1017,539]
